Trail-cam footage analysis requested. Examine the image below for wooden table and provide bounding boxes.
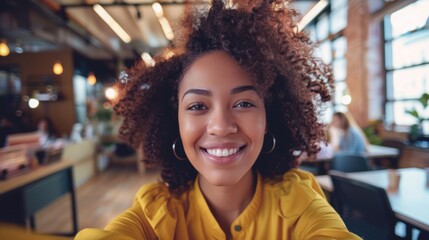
[316,144,399,162]
[0,140,95,235]
[302,144,400,174]
[316,168,429,233]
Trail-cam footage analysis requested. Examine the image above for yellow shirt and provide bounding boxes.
[75,169,361,240]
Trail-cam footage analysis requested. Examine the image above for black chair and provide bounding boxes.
[329,171,404,240]
[381,138,407,169]
[418,231,429,240]
[331,154,370,173]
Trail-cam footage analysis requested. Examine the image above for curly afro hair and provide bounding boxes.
[114,0,333,193]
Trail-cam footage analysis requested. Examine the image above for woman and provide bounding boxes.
[329,112,368,154]
[36,117,57,145]
[76,0,360,239]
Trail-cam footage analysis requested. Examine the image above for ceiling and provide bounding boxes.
[0,0,319,60]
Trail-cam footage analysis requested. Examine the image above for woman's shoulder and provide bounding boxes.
[134,181,172,202]
[132,182,184,220]
[263,168,326,218]
[266,168,324,195]
[264,169,360,239]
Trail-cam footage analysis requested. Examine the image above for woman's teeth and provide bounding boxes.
[206,148,240,157]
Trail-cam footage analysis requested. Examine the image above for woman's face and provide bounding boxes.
[178,51,266,186]
[331,115,344,130]
[38,120,48,132]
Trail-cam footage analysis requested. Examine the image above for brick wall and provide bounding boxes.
[344,0,370,127]
[344,0,386,127]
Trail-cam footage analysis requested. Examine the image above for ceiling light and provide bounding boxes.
[141,52,155,67]
[87,72,97,85]
[341,95,352,105]
[105,87,118,100]
[93,4,131,43]
[159,17,174,41]
[15,46,24,54]
[151,2,174,41]
[53,61,64,75]
[29,98,40,109]
[152,2,164,18]
[0,40,10,57]
[297,0,329,32]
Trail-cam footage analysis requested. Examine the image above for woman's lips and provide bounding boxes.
[200,145,246,165]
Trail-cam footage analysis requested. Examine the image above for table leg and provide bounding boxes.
[29,215,36,230]
[68,168,78,235]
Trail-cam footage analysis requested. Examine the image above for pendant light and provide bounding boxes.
[0,40,10,57]
[53,61,64,75]
[87,72,97,85]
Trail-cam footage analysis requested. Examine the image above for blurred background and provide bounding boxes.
[0,0,428,239]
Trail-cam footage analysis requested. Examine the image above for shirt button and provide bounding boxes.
[234,225,242,232]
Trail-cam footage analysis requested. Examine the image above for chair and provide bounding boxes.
[329,171,404,240]
[381,138,406,169]
[418,231,429,240]
[331,154,370,173]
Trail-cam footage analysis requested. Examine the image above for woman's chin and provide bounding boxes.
[199,169,251,187]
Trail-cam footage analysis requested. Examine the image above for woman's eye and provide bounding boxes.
[234,101,255,108]
[187,103,207,111]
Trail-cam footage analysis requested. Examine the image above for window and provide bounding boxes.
[73,75,88,123]
[384,0,429,127]
[306,0,349,123]
[0,66,21,115]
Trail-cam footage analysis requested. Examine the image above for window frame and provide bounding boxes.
[382,1,429,127]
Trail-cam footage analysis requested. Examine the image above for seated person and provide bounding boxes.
[36,117,58,145]
[76,1,360,239]
[329,112,368,154]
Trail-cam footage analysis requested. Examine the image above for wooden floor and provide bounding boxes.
[35,166,160,234]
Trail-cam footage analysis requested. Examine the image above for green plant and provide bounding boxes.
[406,93,429,124]
[363,120,383,145]
[406,93,428,141]
[95,107,113,122]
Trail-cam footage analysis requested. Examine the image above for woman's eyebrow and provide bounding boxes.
[181,85,256,100]
[182,89,211,100]
[231,85,257,95]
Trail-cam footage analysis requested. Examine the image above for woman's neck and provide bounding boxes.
[198,170,256,238]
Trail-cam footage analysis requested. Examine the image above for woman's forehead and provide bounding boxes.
[179,51,253,92]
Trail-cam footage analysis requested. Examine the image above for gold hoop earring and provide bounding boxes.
[172,138,187,160]
[262,132,276,154]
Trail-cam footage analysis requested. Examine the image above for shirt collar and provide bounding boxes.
[192,172,263,232]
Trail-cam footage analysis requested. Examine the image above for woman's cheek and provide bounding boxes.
[240,111,265,136]
[179,115,204,155]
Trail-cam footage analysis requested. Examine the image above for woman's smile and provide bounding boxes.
[200,143,247,166]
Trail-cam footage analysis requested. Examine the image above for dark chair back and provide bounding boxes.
[330,171,397,240]
[418,231,429,240]
[331,154,370,173]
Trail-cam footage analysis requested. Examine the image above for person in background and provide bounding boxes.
[329,112,368,154]
[36,117,57,145]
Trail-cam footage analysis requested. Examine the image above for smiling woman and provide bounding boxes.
[75,0,360,239]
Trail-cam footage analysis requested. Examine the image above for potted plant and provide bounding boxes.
[94,105,114,137]
[406,93,429,142]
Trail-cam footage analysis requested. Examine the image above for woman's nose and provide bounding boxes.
[207,108,238,137]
